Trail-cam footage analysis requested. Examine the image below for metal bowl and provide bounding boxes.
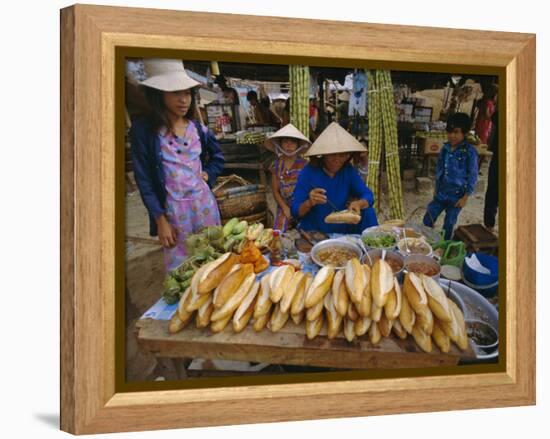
[311,239,362,269]
[404,254,441,280]
[397,237,433,257]
[363,249,405,281]
[361,228,398,251]
[465,318,499,351]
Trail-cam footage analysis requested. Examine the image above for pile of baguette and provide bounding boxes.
[169,253,470,354]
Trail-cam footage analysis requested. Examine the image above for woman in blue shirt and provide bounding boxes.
[291,122,378,234]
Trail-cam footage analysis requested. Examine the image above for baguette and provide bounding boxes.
[324,209,361,224]
[432,321,451,353]
[252,311,270,332]
[332,270,349,317]
[371,259,394,307]
[291,310,305,325]
[234,280,260,322]
[198,252,239,293]
[306,314,324,340]
[168,311,192,334]
[280,271,306,313]
[233,300,255,333]
[305,266,335,308]
[347,302,359,321]
[399,293,416,334]
[213,263,254,308]
[345,258,366,304]
[344,318,356,342]
[421,274,452,323]
[195,296,214,328]
[354,316,372,336]
[416,307,434,335]
[190,261,214,297]
[357,276,372,318]
[403,272,429,314]
[185,288,212,313]
[269,265,295,303]
[210,313,232,333]
[291,273,312,315]
[392,320,408,340]
[177,287,193,322]
[306,300,324,321]
[411,322,433,353]
[384,277,402,320]
[378,314,393,338]
[211,273,256,322]
[449,300,469,351]
[269,304,290,332]
[368,321,382,345]
[370,302,383,322]
[325,291,343,339]
[253,273,273,318]
[439,298,460,342]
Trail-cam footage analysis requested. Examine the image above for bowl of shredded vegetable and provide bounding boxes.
[361,229,398,251]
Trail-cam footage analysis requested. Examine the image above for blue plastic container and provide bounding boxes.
[462,252,499,297]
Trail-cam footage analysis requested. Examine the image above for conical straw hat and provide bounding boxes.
[140,58,200,92]
[305,122,366,157]
[265,124,311,153]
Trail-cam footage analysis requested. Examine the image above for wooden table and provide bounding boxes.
[136,318,476,379]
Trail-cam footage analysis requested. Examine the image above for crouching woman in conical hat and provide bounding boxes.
[265,124,311,232]
[290,122,378,234]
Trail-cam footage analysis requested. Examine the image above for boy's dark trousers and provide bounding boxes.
[423,193,463,240]
[483,153,498,228]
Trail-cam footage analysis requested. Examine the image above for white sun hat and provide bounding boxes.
[140,58,200,92]
[264,124,311,154]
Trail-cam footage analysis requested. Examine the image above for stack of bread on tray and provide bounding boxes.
[169,251,470,354]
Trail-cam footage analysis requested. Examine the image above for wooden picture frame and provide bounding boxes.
[60,4,536,434]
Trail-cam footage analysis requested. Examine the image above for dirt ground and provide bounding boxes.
[125,158,498,381]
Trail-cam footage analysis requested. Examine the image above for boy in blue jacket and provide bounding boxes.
[423,113,478,240]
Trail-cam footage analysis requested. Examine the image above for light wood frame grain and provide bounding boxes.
[60,4,535,434]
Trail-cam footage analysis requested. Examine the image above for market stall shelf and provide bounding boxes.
[136,317,475,378]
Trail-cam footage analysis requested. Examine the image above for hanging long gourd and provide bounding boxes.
[289,65,310,138]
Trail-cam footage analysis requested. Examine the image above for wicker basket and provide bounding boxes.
[221,211,267,225]
[213,175,267,220]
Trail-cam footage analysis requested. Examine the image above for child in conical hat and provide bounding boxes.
[265,124,311,231]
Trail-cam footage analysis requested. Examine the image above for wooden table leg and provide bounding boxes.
[157,357,192,380]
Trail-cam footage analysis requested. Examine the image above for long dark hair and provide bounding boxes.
[143,86,200,133]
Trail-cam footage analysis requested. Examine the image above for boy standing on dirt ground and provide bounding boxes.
[423,113,479,240]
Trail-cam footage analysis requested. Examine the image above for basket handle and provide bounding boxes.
[212,174,252,194]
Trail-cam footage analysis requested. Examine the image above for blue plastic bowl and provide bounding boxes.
[462,252,499,296]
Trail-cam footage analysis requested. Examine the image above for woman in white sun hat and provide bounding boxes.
[130,58,225,271]
[265,124,311,231]
[290,122,378,234]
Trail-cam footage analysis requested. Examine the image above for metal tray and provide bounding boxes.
[439,279,499,362]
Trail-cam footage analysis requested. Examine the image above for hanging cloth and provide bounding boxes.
[348,70,367,117]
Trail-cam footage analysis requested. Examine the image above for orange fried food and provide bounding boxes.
[239,239,263,264]
[254,256,269,273]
